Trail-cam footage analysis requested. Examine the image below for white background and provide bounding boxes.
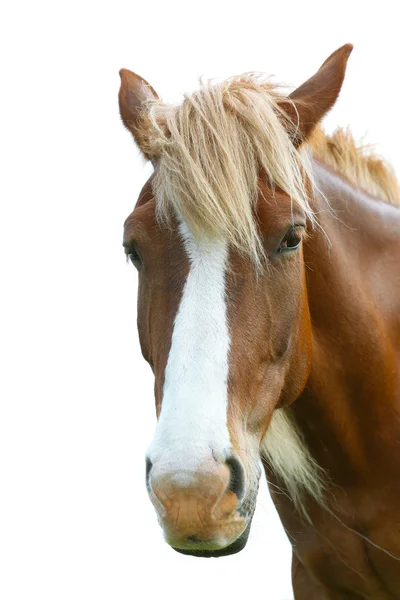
[1,2,399,599]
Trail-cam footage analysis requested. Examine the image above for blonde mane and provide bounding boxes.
[143,74,315,269]
[262,408,327,518]
[140,73,399,515]
[309,127,400,205]
[142,74,399,269]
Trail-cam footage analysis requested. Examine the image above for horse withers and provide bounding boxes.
[119,45,400,598]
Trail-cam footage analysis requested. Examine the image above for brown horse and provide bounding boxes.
[119,45,400,598]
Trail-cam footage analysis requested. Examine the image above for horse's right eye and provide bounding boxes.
[128,250,142,269]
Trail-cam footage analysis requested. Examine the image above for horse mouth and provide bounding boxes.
[171,521,252,558]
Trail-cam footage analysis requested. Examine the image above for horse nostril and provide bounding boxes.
[226,455,245,501]
[145,457,153,492]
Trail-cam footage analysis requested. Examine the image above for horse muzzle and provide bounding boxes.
[146,454,249,554]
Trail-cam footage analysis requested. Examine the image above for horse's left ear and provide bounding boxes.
[281,44,353,147]
[118,69,159,160]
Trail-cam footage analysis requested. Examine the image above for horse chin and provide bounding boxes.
[171,520,252,558]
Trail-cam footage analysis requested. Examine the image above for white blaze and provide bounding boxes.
[147,221,231,479]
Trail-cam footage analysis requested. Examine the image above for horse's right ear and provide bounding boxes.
[118,69,159,160]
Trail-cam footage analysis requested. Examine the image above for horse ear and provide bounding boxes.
[118,69,159,160]
[281,44,353,147]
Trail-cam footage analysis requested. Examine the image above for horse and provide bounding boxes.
[118,44,400,598]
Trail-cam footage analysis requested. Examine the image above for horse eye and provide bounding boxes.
[128,250,142,268]
[278,227,302,253]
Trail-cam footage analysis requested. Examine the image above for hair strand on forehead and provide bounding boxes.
[141,74,315,270]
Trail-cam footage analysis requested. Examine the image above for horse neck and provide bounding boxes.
[292,161,400,486]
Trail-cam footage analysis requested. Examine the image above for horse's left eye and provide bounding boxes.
[278,227,302,253]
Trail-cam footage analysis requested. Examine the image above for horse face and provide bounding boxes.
[123,175,312,557]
